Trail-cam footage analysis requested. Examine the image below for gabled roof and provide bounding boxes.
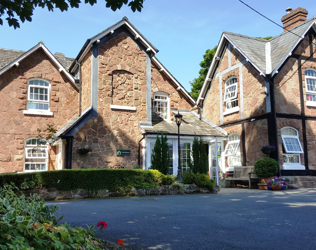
[69,16,158,73]
[0,42,76,86]
[197,17,316,104]
[142,111,226,137]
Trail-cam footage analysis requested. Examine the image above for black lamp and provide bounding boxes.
[175,111,183,182]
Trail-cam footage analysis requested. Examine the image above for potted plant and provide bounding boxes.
[77,145,92,155]
[254,157,278,184]
[257,179,268,190]
[219,173,227,188]
[267,177,287,190]
[260,145,276,155]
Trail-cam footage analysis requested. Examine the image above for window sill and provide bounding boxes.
[110,105,136,111]
[282,164,305,170]
[223,107,240,116]
[23,110,53,116]
[306,101,316,107]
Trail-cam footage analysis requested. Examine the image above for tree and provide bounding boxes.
[151,134,170,175]
[190,136,208,174]
[0,0,144,29]
[189,46,217,100]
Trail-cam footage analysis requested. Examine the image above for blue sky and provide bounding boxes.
[1,0,316,92]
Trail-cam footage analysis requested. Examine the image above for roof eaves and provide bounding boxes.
[152,57,196,105]
[271,19,316,76]
[0,42,76,88]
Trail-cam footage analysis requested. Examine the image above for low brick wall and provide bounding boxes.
[21,184,217,201]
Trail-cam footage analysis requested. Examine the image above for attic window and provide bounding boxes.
[305,69,316,106]
[153,92,169,120]
[224,77,238,112]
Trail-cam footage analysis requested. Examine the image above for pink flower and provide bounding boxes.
[97,221,108,230]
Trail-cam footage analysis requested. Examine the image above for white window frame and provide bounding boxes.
[24,138,48,172]
[224,77,239,112]
[305,69,316,107]
[224,140,240,156]
[153,92,170,120]
[224,134,242,171]
[281,127,305,170]
[23,79,53,116]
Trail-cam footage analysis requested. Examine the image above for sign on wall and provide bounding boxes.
[116,150,131,156]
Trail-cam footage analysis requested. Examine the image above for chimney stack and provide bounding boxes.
[281,7,308,32]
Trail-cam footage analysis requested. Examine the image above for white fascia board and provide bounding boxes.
[265,42,272,74]
[197,34,226,104]
[272,20,316,77]
[0,42,76,86]
[224,35,266,78]
[72,20,157,73]
[152,57,196,105]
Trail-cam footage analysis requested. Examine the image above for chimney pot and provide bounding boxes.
[281,7,308,32]
[54,52,65,57]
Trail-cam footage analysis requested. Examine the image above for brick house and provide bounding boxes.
[0,17,226,175]
[197,7,316,178]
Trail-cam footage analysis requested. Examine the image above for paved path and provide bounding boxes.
[47,188,316,250]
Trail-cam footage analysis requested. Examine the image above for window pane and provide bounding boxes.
[226,99,238,110]
[307,78,316,92]
[283,154,300,164]
[283,138,302,152]
[281,128,297,136]
[225,84,237,100]
[226,77,237,87]
[180,143,191,173]
[305,69,316,77]
[307,94,316,102]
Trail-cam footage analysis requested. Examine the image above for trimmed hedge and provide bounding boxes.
[0,169,175,191]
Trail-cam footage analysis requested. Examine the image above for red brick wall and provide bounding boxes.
[0,48,79,173]
[72,33,193,169]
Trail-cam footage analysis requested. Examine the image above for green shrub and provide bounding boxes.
[0,169,173,191]
[182,171,195,184]
[182,172,214,191]
[0,184,101,249]
[151,134,170,175]
[190,136,208,174]
[160,174,176,185]
[193,173,215,191]
[254,157,279,177]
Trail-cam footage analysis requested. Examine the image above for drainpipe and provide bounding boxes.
[64,136,73,169]
[74,60,82,116]
[138,134,146,167]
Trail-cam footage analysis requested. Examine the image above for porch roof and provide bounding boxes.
[142,111,226,137]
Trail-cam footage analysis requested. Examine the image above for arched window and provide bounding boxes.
[24,138,48,171]
[281,127,303,166]
[224,77,238,112]
[305,69,316,106]
[224,133,241,169]
[153,92,169,120]
[27,79,50,111]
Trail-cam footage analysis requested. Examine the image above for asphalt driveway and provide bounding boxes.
[47,188,316,250]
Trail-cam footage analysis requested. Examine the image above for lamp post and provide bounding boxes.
[175,111,183,182]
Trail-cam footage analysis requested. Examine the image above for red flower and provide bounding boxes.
[97,221,108,229]
[118,239,124,245]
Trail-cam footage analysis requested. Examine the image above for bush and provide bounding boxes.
[190,136,208,174]
[0,169,174,191]
[254,157,279,177]
[151,134,170,175]
[0,183,101,249]
[182,171,195,184]
[182,172,214,191]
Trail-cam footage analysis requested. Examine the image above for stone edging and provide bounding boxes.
[21,184,217,201]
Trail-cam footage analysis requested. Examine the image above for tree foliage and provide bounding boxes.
[190,136,208,174]
[151,134,170,175]
[0,0,144,29]
[189,46,217,100]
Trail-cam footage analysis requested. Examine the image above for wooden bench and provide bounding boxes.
[225,167,260,189]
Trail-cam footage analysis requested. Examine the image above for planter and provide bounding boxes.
[77,148,90,155]
[267,185,286,191]
[261,176,276,183]
[257,183,268,190]
[261,147,274,154]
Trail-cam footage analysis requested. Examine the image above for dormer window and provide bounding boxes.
[153,92,169,120]
[23,79,53,116]
[305,69,316,106]
[224,77,239,114]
